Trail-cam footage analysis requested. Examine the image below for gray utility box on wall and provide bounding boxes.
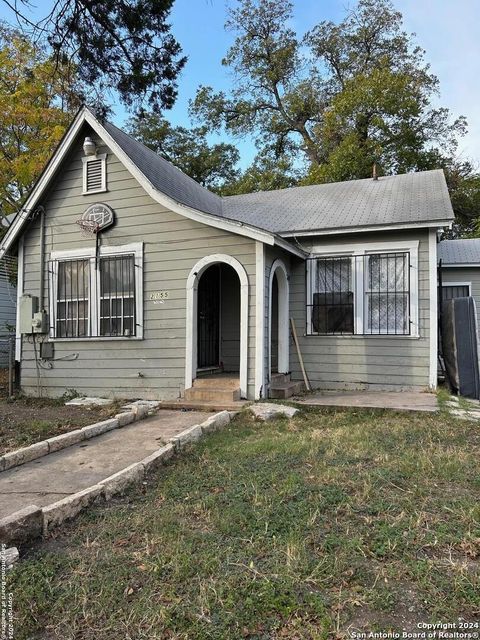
[19,295,38,334]
[18,295,49,334]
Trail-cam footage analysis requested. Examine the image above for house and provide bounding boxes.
[0,107,454,402]
[0,255,16,367]
[438,239,480,329]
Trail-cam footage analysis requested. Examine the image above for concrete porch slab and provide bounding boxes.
[295,390,438,413]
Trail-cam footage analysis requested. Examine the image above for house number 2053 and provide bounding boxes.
[150,291,169,301]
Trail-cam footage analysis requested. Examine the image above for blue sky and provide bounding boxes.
[2,0,479,168]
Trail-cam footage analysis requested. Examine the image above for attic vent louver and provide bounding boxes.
[86,159,102,190]
[82,153,107,194]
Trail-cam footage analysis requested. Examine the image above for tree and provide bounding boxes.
[0,25,79,219]
[127,113,240,192]
[442,160,480,238]
[191,0,466,183]
[221,150,299,195]
[1,0,186,114]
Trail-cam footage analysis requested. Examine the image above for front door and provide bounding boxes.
[197,264,220,369]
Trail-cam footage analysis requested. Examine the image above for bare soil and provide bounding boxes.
[0,395,122,454]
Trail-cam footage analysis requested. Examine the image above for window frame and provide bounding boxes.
[306,240,419,338]
[49,242,143,341]
[82,153,107,194]
[440,282,472,299]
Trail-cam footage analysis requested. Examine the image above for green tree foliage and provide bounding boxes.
[191,0,477,227]
[0,25,80,220]
[1,0,186,114]
[442,160,480,237]
[127,113,240,192]
[221,150,299,195]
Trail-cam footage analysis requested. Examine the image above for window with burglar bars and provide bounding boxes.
[49,251,138,338]
[99,255,136,336]
[307,252,412,336]
[56,259,90,337]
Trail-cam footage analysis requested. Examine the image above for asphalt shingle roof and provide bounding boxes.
[222,171,453,234]
[438,239,480,265]
[103,119,223,217]
[102,113,454,236]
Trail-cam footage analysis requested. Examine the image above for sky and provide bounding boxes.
[1,0,479,169]
[148,0,480,168]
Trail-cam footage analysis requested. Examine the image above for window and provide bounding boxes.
[307,244,418,336]
[365,253,410,334]
[82,154,107,194]
[312,257,354,334]
[49,244,143,339]
[440,284,471,300]
[56,259,89,337]
[99,255,136,336]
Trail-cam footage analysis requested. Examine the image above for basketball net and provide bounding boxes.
[76,219,100,239]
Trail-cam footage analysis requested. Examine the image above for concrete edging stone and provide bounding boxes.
[1,409,239,545]
[0,401,160,473]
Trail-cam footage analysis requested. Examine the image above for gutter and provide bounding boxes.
[278,219,455,238]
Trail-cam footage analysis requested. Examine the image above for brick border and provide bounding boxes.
[0,410,237,545]
[0,401,159,473]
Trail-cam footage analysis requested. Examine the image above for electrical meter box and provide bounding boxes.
[32,311,48,334]
[19,295,38,334]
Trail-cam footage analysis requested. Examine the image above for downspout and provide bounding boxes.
[38,206,46,311]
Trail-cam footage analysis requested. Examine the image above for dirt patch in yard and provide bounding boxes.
[0,396,122,455]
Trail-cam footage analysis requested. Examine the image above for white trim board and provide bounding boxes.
[255,242,265,399]
[279,220,453,238]
[440,282,472,295]
[82,153,107,194]
[267,258,290,381]
[14,237,24,361]
[439,264,480,269]
[185,254,249,399]
[428,229,438,390]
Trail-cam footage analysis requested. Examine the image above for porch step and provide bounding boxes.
[158,400,249,412]
[184,375,241,403]
[269,380,305,400]
[271,373,291,385]
[185,387,241,402]
[193,375,240,390]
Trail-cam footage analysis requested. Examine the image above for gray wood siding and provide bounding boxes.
[0,278,16,367]
[441,267,480,329]
[288,230,432,391]
[0,280,16,331]
[20,126,257,399]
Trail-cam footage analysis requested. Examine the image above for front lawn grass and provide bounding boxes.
[9,407,480,638]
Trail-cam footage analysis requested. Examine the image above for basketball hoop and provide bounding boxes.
[76,218,100,239]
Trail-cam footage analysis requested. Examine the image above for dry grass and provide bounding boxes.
[8,406,480,638]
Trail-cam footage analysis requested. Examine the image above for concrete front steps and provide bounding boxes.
[185,374,241,402]
[170,374,246,411]
[269,373,305,399]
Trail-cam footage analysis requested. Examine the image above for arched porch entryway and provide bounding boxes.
[268,258,289,381]
[185,254,249,398]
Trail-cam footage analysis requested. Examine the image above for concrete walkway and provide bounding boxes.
[296,390,438,412]
[0,410,209,519]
